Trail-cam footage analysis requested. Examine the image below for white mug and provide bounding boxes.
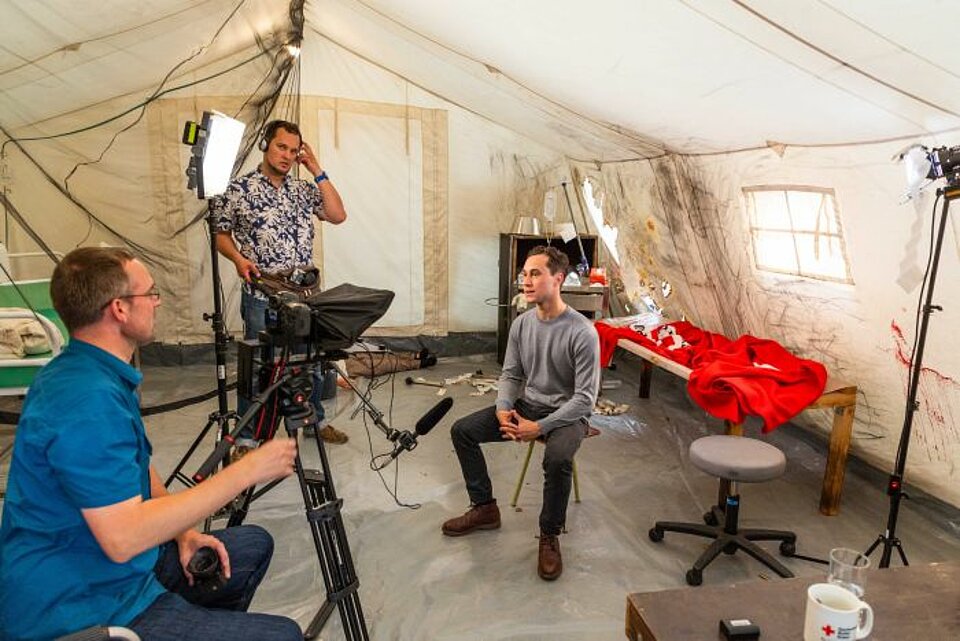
[804,583,874,641]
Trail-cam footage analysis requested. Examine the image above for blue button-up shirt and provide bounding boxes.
[0,340,165,640]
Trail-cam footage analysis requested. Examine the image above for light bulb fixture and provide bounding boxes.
[285,43,301,58]
[182,111,246,199]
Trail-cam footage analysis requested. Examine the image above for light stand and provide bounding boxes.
[165,111,246,490]
[164,207,235,489]
[865,182,959,568]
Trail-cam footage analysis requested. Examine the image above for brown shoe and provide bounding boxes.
[538,534,562,581]
[319,424,349,444]
[441,501,501,537]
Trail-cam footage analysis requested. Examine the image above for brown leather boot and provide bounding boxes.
[538,534,562,581]
[441,501,501,537]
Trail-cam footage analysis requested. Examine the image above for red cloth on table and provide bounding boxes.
[594,320,729,368]
[595,320,827,431]
[687,335,827,431]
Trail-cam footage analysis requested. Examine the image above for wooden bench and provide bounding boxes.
[616,338,857,516]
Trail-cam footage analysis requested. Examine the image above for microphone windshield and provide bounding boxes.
[415,397,453,436]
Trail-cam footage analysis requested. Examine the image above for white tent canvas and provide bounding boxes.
[2,0,959,508]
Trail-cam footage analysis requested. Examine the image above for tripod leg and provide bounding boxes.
[863,535,883,558]
[288,419,367,641]
[895,540,909,567]
[165,415,222,488]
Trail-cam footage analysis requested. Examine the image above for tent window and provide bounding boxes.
[582,179,620,264]
[743,186,853,284]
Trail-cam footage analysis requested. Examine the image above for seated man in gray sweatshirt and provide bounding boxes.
[441,245,600,580]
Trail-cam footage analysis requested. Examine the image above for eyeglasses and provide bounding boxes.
[101,287,160,309]
[119,287,161,302]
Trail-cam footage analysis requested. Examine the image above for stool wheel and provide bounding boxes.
[648,527,664,543]
[685,568,703,586]
[703,510,719,526]
[779,540,796,557]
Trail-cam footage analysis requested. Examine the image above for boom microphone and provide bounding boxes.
[389,397,454,459]
[415,397,454,436]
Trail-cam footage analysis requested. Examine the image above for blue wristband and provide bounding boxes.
[314,171,328,184]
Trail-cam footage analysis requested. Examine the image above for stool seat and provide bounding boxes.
[689,435,786,482]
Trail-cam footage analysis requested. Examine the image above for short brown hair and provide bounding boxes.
[526,245,570,276]
[51,247,136,332]
[263,120,302,147]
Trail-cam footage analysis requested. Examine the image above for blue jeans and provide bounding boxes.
[127,525,301,641]
[241,289,269,341]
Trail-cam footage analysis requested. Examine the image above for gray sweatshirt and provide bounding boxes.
[496,306,600,434]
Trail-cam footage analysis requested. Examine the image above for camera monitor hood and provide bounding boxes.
[305,283,395,351]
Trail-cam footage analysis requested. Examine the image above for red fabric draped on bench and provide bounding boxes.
[596,321,827,431]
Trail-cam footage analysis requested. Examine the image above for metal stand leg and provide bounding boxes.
[285,403,369,641]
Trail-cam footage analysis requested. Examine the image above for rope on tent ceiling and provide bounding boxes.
[0,0,304,267]
[312,2,666,162]
[64,0,254,203]
[172,0,306,238]
[0,0,224,79]
[730,0,960,120]
[813,0,960,86]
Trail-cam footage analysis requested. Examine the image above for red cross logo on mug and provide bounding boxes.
[821,624,835,637]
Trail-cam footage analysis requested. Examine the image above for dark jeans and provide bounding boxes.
[128,525,301,641]
[450,398,586,535]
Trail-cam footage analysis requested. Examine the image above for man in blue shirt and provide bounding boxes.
[0,247,301,641]
[213,119,349,445]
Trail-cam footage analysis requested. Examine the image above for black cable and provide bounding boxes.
[350,342,420,509]
[1,46,277,155]
[0,192,61,265]
[790,552,829,566]
[62,0,252,199]
[0,380,240,424]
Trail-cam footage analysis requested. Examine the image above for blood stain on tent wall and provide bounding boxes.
[891,321,960,461]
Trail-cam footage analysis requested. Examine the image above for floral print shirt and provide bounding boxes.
[213,168,327,276]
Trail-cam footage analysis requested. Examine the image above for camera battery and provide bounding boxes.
[719,618,760,641]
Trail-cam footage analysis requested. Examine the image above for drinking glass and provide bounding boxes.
[828,547,870,598]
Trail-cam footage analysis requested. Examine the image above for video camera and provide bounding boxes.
[256,281,395,352]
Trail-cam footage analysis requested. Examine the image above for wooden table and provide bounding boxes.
[626,562,960,640]
[616,338,857,515]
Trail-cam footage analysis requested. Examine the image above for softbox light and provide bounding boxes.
[183,111,246,199]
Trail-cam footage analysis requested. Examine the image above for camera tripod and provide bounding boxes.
[192,362,369,641]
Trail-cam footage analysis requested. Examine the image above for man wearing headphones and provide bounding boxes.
[213,119,349,444]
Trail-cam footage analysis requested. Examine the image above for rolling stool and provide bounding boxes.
[510,425,600,508]
[648,434,797,586]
